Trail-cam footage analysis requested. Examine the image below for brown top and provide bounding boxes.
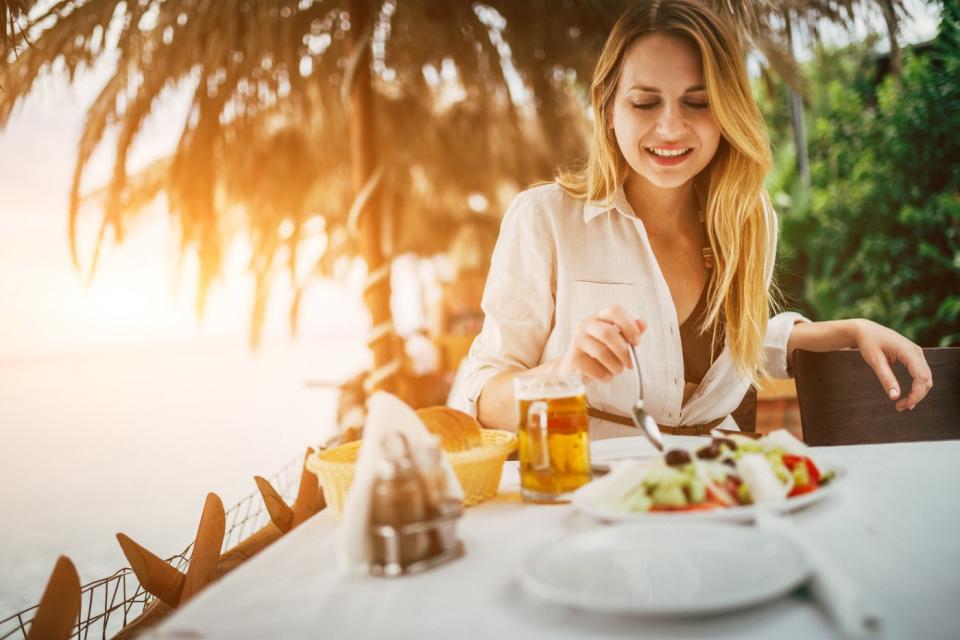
[679,286,757,432]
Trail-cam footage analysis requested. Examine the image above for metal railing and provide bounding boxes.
[0,454,303,639]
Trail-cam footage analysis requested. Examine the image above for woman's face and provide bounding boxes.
[610,33,722,190]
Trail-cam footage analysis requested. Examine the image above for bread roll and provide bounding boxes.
[416,407,483,452]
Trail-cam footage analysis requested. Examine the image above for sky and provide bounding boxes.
[808,0,940,52]
[0,51,376,359]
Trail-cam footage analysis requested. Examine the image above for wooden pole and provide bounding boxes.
[347,0,397,394]
[784,10,810,189]
[877,0,901,77]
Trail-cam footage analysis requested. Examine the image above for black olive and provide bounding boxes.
[722,458,736,468]
[713,437,737,451]
[696,443,721,459]
[665,449,692,466]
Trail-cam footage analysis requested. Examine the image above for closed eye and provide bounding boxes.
[631,100,710,110]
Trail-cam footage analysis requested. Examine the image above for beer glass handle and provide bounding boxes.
[527,401,550,471]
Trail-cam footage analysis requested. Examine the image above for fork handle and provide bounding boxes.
[628,343,644,399]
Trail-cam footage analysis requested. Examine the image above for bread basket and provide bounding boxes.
[307,429,517,516]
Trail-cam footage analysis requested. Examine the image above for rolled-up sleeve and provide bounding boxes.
[447,190,557,417]
[763,311,810,378]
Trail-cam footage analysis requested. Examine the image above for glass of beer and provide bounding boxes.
[514,372,592,503]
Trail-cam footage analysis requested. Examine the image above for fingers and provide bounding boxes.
[862,349,901,405]
[569,347,615,382]
[595,305,644,346]
[584,321,632,371]
[580,334,625,381]
[863,345,934,412]
[563,306,646,384]
[897,345,933,411]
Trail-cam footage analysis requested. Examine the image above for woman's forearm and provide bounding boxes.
[786,317,931,409]
[476,359,561,430]
[785,318,864,368]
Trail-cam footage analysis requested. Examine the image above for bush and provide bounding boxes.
[771,5,960,347]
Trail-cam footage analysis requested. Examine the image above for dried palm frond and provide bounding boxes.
[0,0,30,61]
[0,0,907,344]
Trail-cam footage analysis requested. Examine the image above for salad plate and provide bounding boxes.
[575,429,846,523]
[518,523,811,616]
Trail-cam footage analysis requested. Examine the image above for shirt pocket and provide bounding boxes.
[570,280,639,413]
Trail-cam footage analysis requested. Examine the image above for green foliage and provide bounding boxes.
[771,8,960,347]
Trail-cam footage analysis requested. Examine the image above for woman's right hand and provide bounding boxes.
[557,305,646,383]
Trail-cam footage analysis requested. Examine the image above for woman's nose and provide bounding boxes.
[655,104,685,137]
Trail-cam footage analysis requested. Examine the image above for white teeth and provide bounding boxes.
[648,147,691,157]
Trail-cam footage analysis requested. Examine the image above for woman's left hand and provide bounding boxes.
[853,319,933,411]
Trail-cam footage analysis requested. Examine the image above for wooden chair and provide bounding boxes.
[25,556,80,640]
[794,348,960,446]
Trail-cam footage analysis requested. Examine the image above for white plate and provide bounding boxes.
[519,523,811,616]
[574,470,844,523]
[579,437,846,523]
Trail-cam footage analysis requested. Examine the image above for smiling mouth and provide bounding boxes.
[644,146,694,167]
[645,147,693,158]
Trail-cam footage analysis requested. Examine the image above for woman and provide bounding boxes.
[450,0,932,438]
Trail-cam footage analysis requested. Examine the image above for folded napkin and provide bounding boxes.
[756,512,881,637]
[336,392,464,572]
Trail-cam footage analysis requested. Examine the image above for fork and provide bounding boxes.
[628,344,664,451]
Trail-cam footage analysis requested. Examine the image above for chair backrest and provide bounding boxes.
[795,347,960,446]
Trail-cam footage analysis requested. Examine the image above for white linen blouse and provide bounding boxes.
[448,182,808,439]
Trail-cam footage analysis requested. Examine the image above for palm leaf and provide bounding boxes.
[0,0,908,344]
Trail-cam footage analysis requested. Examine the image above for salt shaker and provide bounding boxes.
[414,437,462,554]
[415,436,448,511]
[369,447,432,571]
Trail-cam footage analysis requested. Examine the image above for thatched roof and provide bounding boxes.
[0,0,904,342]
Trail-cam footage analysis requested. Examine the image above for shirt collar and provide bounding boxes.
[582,186,637,223]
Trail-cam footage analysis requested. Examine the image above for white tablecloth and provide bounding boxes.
[150,437,960,639]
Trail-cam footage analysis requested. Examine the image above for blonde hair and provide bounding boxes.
[557,0,775,383]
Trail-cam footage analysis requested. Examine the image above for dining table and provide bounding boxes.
[148,436,960,639]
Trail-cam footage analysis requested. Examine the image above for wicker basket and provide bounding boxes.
[307,429,517,516]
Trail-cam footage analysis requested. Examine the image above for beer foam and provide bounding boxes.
[514,374,585,400]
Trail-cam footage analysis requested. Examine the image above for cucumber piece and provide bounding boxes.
[643,463,686,489]
[623,490,653,512]
[651,483,688,508]
[688,477,706,504]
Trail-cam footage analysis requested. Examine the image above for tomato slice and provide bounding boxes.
[783,454,822,495]
[782,454,804,469]
[788,483,818,498]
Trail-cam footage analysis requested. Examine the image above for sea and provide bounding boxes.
[0,336,368,615]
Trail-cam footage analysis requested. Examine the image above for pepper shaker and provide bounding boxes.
[369,440,432,573]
